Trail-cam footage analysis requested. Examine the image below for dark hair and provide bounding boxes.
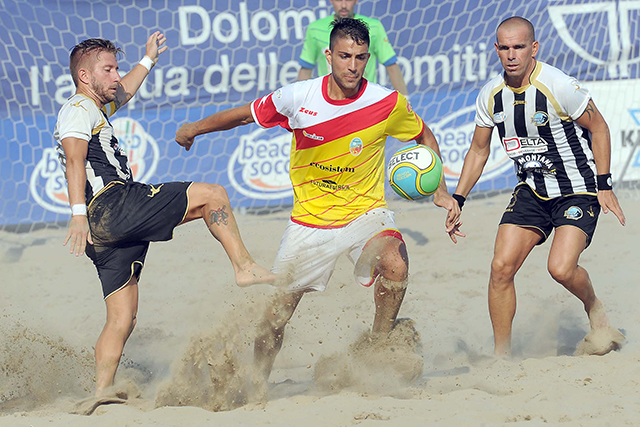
[69,38,123,86]
[329,18,370,50]
[496,16,535,43]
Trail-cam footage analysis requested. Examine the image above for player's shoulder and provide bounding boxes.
[356,14,384,28]
[363,80,396,98]
[57,94,101,120]
[535,61,579,86]
[308,15,334,31]
[478,73,505,99]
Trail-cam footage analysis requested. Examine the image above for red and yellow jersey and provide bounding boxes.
[251,75,424,228]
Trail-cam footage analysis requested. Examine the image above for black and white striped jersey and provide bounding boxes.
[475,61,597,199]
[54,94,133,204]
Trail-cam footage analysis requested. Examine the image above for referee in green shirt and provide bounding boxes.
[297,0,409,95]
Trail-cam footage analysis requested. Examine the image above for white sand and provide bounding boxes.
[1,194,639,426]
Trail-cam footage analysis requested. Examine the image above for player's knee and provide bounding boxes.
[379,259,408,282]
[206,183,230,205]
[490,256,516,284]
[548,261,574,284]
[107,314,137,337]
[378,241,409,282]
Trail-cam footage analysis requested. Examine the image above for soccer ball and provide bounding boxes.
[387,144,443,200]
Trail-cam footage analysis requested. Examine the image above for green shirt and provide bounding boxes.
[298,14,398,83]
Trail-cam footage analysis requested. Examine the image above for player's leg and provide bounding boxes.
[253,220,339,382]
[180,182,275,286]
[546,226,606,325]
[254,290,305,381]
[94,277,139,396]
[356,234,409,334]
[489,224,542,357]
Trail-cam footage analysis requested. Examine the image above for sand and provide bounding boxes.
[1,193,639,426]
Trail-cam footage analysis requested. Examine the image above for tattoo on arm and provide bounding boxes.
[584,100,595,121]
[209,205,229,226]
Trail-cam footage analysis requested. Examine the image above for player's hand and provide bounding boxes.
[433,191,466,243]
[63,215,93,257]
[597,190,626,226]
[145,31,167,65]
[447,221,465,244]
[175,123,197,151]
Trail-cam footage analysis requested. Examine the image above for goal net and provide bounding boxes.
[1,0,638,232]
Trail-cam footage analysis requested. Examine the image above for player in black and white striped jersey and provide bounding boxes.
[54,34,275,398]
[448,17,626,358]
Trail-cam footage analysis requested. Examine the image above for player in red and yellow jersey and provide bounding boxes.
[176,18,461,382]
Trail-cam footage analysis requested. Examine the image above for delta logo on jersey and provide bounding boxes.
[227,127,293,200]
[503,137,548,156]
[549,1,640,79]
[429,106,512,186]
[29,118,159,214]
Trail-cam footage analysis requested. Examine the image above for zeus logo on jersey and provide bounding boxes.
[503,137,548,155]
[299,107,318,116]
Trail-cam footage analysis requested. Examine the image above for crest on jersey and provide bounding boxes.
[564,206,583,220]
[29,118,159,214]
[532,111,550,126]
[493,112,507,123]
[349,137,363,156]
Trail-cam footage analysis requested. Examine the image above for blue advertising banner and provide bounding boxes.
[1,0,639,228]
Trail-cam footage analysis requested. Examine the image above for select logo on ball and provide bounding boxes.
[387,144,443,200]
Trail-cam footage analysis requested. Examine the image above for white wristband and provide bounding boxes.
[71,204,87,216]
[139,55,154,72]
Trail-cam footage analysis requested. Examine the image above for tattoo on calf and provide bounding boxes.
[209,205,229,226]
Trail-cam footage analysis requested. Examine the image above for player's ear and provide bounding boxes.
[531,40,539,57]
[325,48,333,67]
[77,67,91,85]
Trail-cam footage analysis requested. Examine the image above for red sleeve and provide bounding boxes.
[251,94,290,130]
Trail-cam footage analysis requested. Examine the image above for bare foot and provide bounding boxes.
[587,298,611,330]
[235,262,277,287]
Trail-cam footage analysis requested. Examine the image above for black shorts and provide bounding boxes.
[499,183,600,247]
[85,180,192,299]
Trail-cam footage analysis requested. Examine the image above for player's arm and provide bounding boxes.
[297,26,317,82]
[455,125,494,197]
[415,126,463,240]
[442,125,494,243]
[176,103,255,151]
[297,67,313,81]
[575,99,625,225]
[386,64,408,96]
[61,137,93,256]
[113,31,168,110]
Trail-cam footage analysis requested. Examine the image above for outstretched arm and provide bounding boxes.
[175,103,255,151]
[415,126,462,238]
[575,99,625,226]
[114,31,168,110]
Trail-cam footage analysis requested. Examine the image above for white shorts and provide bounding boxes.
[272,208,403,293]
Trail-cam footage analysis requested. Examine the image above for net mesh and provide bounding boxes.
[1,0,639,232]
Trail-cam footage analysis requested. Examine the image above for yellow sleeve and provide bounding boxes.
[384,93,424,142]
[102,101,118,118]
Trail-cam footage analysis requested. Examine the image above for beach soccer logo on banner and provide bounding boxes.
[429,106,512,185]
[228,127,293,200]
[29,118,160,214]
